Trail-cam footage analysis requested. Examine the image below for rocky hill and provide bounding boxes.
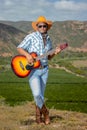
[0,21,87,57]
[0,23,26,57]
[50,21,87,48]
[0,21,32,33]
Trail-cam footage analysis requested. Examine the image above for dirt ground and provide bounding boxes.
[0,101,87,130]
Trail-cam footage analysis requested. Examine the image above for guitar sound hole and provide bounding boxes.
[19,61,25,70]
[26,65,34,70]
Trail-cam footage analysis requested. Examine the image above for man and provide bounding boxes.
[17,16,61,124]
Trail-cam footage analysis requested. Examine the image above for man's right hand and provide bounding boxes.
[26,54,34,64]
[17,48,34,64]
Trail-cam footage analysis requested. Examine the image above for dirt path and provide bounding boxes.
[49,64,85,78]
[0,102,87,130]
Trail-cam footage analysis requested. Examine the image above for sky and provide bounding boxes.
[0,0,87,21]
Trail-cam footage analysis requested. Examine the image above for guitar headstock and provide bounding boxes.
[60,43,68,50]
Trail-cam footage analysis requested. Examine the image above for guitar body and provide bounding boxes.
[11,52,40,78]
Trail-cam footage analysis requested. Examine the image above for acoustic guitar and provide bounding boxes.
[11,43,68,78]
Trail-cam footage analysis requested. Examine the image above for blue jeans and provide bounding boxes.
[28,66,48,109]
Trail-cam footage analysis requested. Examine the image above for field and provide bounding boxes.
[0,60,87,130]
[0,67,87,113]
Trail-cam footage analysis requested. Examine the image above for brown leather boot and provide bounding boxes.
[35,105,43,124]
[41,104,50,125]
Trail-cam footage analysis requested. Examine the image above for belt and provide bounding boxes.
[39,65,48,69]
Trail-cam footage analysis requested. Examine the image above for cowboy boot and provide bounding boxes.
[41,104,50,125]
[35,105,43,124]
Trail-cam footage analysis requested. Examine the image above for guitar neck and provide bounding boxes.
[36,43,68,60]
[36,48,55,60]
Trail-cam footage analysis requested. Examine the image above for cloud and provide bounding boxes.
[0,0,87,21]
[4,0,13,6]
[54,0,87,11]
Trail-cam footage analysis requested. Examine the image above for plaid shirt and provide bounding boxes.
[17,31,52,66]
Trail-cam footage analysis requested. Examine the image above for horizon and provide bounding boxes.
[0,20,87,22]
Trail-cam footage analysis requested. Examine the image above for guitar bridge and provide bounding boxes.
[26,64,34,70]
[19,61,25,71]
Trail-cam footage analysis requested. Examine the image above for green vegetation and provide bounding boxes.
[49,51,87,77]
[46,69,87,113]
[0,68,87,113]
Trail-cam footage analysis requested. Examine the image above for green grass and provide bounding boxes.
[49,51,87,77]
[45,84,87,112]
[0,68,87,113]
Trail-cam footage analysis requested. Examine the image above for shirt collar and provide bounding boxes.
[36,31,49,40]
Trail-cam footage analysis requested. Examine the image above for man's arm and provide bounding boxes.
[17,48,34,63]
[48,47,61,60]
[48,43,68,60]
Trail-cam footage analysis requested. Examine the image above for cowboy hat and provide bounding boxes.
[32,16,52,31]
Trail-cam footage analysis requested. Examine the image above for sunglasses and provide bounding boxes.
[38,25,47,28]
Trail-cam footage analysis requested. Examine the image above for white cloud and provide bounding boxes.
[4,0,13,6]
[54,0,87,11]
[0,0,87,21]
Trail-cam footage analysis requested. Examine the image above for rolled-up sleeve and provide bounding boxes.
[17,34,31,51]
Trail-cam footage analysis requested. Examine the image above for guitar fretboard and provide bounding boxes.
[35,43,68,61]
[36,48,55,60]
